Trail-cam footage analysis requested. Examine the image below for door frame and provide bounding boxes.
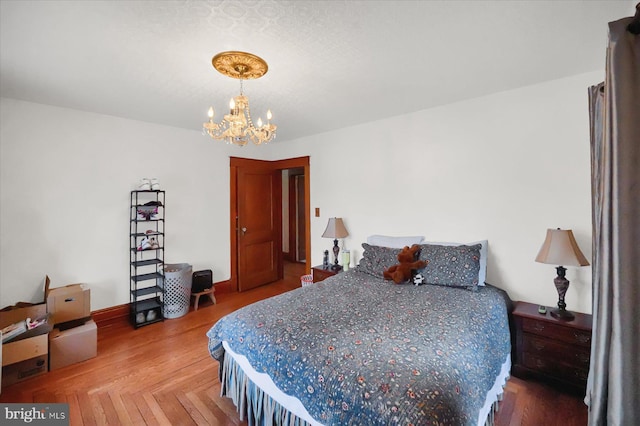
[287,167,305,263]
[230,156,311,291]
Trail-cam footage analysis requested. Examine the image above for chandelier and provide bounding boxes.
[203,51,277,146]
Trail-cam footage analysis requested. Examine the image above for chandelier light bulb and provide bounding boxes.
[257,117,263,127]
[229,98,235,110]
[267,109,272,120]
[207,107,214,119]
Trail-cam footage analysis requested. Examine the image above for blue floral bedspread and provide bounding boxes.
[207,270,511,425]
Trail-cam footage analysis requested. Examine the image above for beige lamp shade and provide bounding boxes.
[322,217,349,239]
[535,228,590,267]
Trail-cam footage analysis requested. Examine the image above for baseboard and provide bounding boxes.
[92,304,129,327]
[92,279,234,327]
[213,279,234,294]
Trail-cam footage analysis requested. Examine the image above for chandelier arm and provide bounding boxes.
[203,51,277,146]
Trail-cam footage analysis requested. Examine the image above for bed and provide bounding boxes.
[207,241,512,426]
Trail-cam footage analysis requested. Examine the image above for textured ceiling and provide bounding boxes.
[0,1,634,143]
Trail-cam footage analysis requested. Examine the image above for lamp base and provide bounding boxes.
[332,238,340,269]
[551,266,574,321]
[550,308,575,321]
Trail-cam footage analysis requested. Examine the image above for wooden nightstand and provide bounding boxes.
[311,265,342,283]
[512,301,592,395]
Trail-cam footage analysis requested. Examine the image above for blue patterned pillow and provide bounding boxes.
[417,243,481,289]
[355,243,402,277]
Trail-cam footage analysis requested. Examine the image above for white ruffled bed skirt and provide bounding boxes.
[219,341,510,426]
[220,346,314,426]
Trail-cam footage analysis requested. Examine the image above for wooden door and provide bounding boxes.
[235,160,282,291]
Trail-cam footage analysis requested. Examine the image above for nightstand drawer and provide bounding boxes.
[522,318,591,347]
[522,352,589,384]
[523,334,590,369]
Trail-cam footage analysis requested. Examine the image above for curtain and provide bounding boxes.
[586,17,640,426]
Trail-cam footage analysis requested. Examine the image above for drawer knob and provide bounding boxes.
[532,341,546,351]
[576,352,590,364]
[574,370,588,381]
[533,322,545,332]
[574,332,590,344]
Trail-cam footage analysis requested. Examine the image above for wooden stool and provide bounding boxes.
[192,287,216,311]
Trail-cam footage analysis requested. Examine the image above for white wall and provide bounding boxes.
[0,98,267,310]
[1,70,598,313]
[267,71,600,314]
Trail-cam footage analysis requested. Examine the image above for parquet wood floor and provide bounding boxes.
[1,262,587,425]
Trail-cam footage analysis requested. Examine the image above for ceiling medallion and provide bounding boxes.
[211,51,268,80]
[203,51,276,146]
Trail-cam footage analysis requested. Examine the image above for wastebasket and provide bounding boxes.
[301,274,313,287]
[162,263,192,319]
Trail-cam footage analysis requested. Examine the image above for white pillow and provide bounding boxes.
[423,240,488,286]
[366,235,425,249]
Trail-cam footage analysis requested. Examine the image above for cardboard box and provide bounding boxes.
[1,304,51,367]
[49,319,97,370]
[2,355,48,387]
[0,303,47,334]
[1,278,52,391]
[47,284,90,325]
[2,334,48,367]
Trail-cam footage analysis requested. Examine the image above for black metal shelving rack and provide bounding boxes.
[130,190,165,328]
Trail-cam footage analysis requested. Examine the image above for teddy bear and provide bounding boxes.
[383,244,428,284]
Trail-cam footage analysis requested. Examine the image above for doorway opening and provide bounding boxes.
[283,167,306,264]
[230,156,310,292]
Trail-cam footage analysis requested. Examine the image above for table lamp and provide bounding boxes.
[535,228,590,320]
[322,217,349,270]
